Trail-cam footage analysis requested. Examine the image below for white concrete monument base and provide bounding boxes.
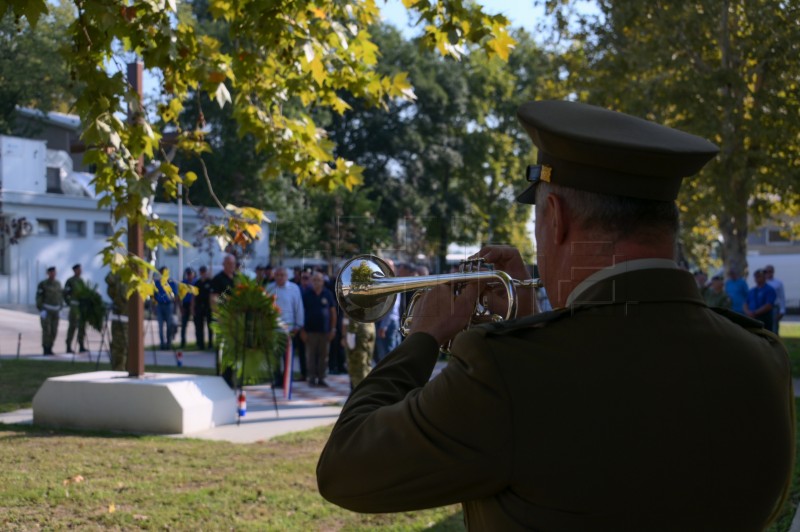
[32,372,237,434]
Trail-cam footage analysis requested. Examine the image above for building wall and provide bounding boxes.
[746,222,800,310]
[0,192,271,307]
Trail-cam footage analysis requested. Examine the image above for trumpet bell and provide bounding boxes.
[336,255,396,322]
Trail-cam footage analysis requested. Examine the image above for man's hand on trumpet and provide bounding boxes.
[407,282,479,347]
[472,245,538,318]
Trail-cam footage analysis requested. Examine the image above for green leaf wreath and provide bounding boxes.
[212,274,286,385]
[74,282,105,332]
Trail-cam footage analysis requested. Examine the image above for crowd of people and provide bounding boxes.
[255,259,431,390]
[693,264,787,334]
[34,253,791,381]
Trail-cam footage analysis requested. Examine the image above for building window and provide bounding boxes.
[94,221,113,237]
[46,167,62,193]
[66,220,86,237]
[37,219,58,236]
[767,229,793,246]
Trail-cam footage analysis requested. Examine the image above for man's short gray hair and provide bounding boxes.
[536,182,679,242]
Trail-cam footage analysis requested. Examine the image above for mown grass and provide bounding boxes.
[780,321,800,377]
[0,424,463,531]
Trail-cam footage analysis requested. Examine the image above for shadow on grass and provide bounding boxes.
[0,421,156,441]
[428,510,466,531]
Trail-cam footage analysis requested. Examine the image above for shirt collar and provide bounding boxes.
[565,258,679,306]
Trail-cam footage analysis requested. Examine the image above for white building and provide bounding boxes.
[0,115,271,307]
[746,222,800,312]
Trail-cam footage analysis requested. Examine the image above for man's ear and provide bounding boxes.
[547,193,569,245]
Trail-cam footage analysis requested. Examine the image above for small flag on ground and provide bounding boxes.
[237,390,247,417]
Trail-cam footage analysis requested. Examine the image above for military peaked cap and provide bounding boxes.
[46,266,56,273]
[72,263,81,270]
[516,100,719,203]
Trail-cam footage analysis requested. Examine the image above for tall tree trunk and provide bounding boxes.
[437,167,450,274]
[718,214,748,277]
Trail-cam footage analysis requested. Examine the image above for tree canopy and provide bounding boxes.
[0,1,75,134]
[0,0,515,292]
[543,0,800,273]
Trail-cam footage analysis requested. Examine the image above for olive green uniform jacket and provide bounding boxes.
[36,278,63,350]
[317,268,794,531]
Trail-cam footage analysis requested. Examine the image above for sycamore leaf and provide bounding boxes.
[16,0,48,27]
[108,131,121,150]
[63,475,85,485]
[309,56,326,86]
[354,30,379,65]
[214,82,231,108]
[401,0,419,7]
[391,72,416,101]
[332,97,351,115]
[486,26,516,61]
[244,223,261,238]
[303,42,315,62]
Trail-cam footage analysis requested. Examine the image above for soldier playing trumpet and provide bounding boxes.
[318,100,793,530]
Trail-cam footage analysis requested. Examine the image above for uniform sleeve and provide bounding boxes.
[36,283,43,310]
[63,279,72,304]
[317,330,514,513]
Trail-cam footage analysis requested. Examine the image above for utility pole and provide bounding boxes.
[126,61,145,377]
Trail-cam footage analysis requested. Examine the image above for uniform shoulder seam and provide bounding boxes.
[475,307,573,336]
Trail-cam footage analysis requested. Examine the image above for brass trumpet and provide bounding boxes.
[335,255,541,346]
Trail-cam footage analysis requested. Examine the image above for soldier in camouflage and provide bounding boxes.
[64,263,87,353]
[105,271,128,371]
[344,317,375,389]
[36,266,63,355]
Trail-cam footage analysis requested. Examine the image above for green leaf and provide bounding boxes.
[309,56,326,86]
[12,0,48,27]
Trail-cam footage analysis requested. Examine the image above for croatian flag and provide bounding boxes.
[282,336,293,400]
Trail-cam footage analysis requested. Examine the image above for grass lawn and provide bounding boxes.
[0,424,463,530]
[780,321,800,377]
[0,359,463,530]
[1,323,799,530]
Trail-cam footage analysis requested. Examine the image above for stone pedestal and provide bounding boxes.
[33,372,237,434]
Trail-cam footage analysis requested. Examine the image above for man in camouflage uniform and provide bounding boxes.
[345,317,375,389]
[105,271,128,371]
[64,263,87,353]
[36,266,62,355]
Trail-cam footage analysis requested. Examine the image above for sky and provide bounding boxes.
[379,0,545,36]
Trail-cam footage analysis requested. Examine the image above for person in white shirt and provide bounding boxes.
[267,267,305,387]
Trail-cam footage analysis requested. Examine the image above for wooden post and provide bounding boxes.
[126,61,145,377]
